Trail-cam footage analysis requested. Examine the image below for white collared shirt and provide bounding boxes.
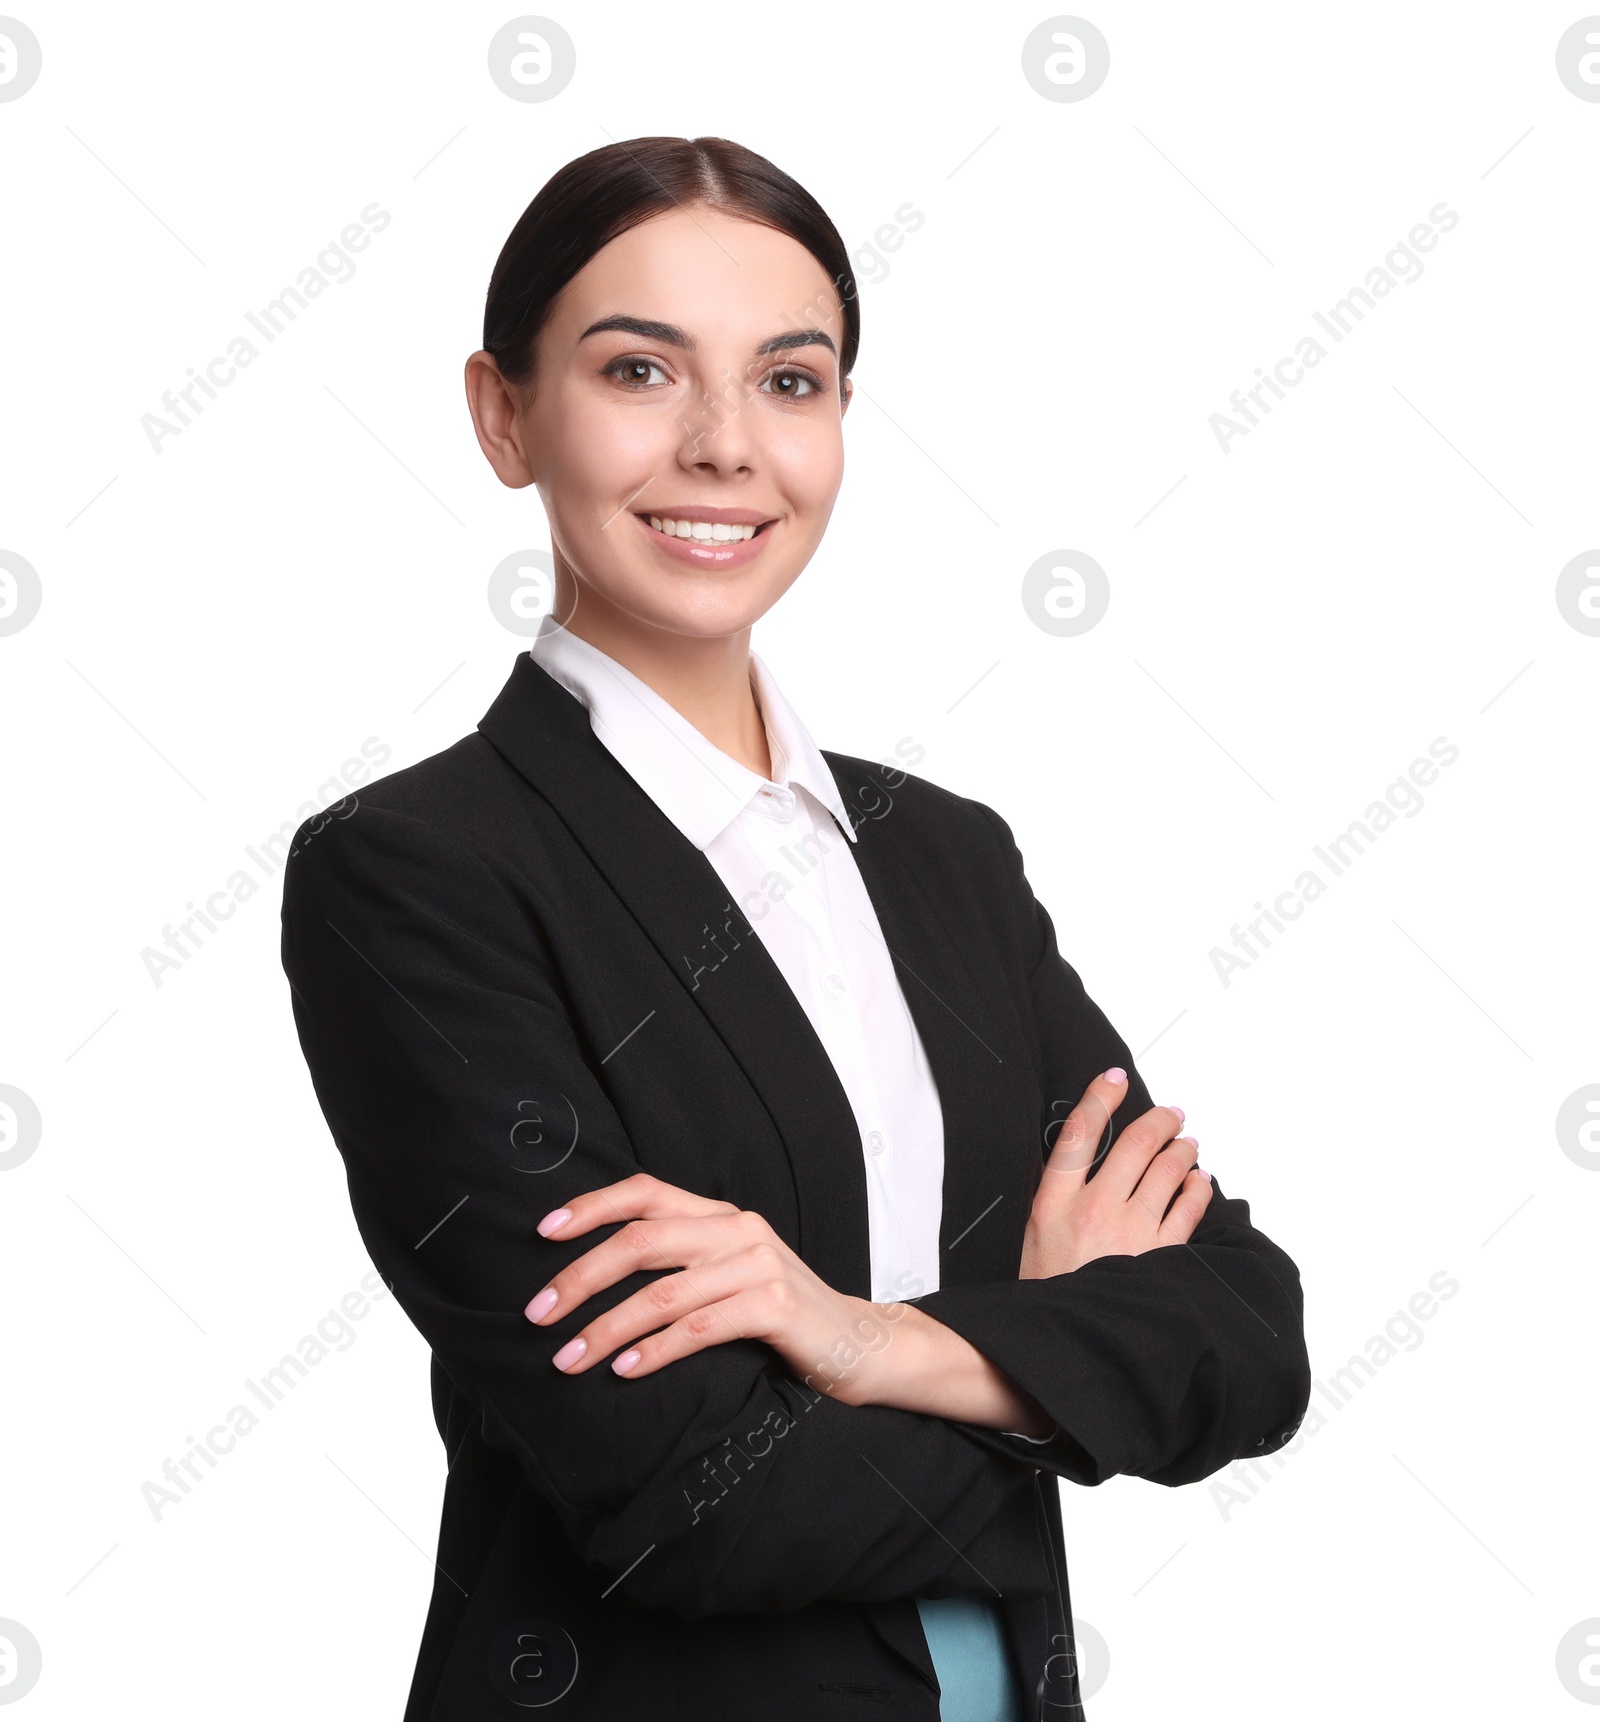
[531,617,945,1304]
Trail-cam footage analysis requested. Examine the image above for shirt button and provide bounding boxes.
[866,1131,886,1156]
[824,973,847,999]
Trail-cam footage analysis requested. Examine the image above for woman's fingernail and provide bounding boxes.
[525,1287,558,1322]
[551,1336,587,1371]
[613,1349,641,1375]
[1102,1067,1126,1083]
[1171,1106,1186,1125]
[1197,1166,1212,1182]
[537,1209,572,1237]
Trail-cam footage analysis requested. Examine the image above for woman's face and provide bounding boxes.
[469,204,852,642]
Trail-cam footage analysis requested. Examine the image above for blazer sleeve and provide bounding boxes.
[906,801,1313,1489]
[280,799,1056,1620]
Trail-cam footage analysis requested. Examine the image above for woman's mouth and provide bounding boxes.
[633,511,778,567]
[647,514,765,542]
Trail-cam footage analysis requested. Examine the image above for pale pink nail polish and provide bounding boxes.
[613,1350,641,1375]
[526,1287,558,1322]
[1197,1166,1212,1182]
[1102,1066,1126,1084]
[537,1208,571,1237]
[1171,1106,1185,1125]
[551,1336,586,1370]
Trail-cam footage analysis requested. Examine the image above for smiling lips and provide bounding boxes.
[634,506,777,567]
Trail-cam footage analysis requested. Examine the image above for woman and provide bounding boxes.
[280,136,1311,1721]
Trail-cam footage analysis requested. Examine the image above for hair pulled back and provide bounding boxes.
[482,136,860,388]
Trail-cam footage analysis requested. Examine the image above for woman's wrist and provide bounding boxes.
[831,1298,1054,1437]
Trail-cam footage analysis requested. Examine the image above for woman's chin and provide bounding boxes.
[568,567,797,641]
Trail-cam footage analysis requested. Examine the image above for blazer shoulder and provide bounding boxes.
[279,729,568,932]
[295,730,555,860]
[340,731,526,829]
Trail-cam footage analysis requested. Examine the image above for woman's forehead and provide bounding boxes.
[550,209,847,346]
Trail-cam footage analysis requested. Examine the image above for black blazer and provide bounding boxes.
[280,652,1311,1721]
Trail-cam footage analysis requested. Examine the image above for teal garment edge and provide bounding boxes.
[913,1595,1027,1722]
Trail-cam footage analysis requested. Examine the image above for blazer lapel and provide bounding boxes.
[477,654,874,1297]
[825,754,1037,1293]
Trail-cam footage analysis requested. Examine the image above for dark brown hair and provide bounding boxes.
[481,136,860,388]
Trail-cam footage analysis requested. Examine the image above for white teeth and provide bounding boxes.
[647,516,759,542]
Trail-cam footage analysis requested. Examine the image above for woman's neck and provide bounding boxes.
[554,581,773,780]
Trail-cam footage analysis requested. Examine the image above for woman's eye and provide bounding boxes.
[764,368,821,399]
[607,357,670,389]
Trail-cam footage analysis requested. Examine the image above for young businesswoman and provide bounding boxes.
[280,137,1311,1721]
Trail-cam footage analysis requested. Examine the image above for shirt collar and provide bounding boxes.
[528,616,856,852]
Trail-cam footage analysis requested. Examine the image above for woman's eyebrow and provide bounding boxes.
[757,328,837,359]
[578,314,837,360]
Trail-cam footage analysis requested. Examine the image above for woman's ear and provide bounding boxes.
[464,351,538,489]
[841,375,853,416]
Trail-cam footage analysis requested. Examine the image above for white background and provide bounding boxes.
[2,2,1597,1716]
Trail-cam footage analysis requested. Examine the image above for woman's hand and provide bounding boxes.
[524,1173,893,1403]
[1020,1068,1212,1278]
[524,1172,1055,1434]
